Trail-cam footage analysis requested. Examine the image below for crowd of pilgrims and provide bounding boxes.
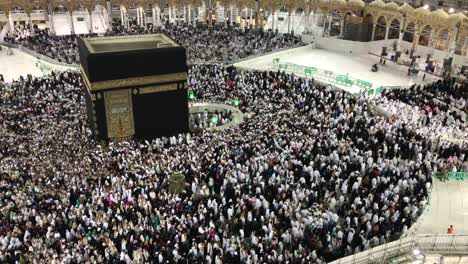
[3,20,302,65]
[2,61,466,263]
[375,80,468,149]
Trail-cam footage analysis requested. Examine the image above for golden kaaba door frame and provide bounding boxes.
[104,89,135,139]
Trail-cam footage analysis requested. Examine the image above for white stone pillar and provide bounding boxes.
[397,31,404,51]
[385,27,389,40]
[412,32,419,52]
[183,6,187,23]
[89,10,93,33]
[152,7,156,25]
[107,1,112,27]
[120,8,124,25]
[125,10,129,28]
[29,14,34,31]
[449,25,459,57]
[137,8,140,25]
[271,11,275,31]
[168,6,172,24]
[224,7,228,27]
[304,12,309,34]
[229,6,234,25]
[70,11,75,34]
[157,8,161,26]
[287,12,291,33]
[371,24,376,41]
[290,12,295,34]
[340,17,345,37]
[327,14,332,35]
[428,31,434,48]
[8,12,14,32]
[188,5,191,24]
[250,8,254,27]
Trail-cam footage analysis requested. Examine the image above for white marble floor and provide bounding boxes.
[0,46,72,82]
[235,45,440,93]
[415,180,468,235]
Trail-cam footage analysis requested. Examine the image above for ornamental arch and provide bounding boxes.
[388,18,400,39]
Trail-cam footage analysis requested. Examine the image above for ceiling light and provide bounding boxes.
[413,249,420,256]
[449,8,455,13]
[423,4,429,9]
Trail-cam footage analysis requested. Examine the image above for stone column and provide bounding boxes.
[188,5,191,25]
[254,2,259,30]
[107,1,112,27]
[339,17,345,37]
[305,11,311,34]
[287,12,291,33]
[271,10,275,31]
[168,6,172,24]
[397,30,404,51]
[327,14,332,35]
[224,8,228,27]
[70,11,75,34]
[89,10,93,33]
[384,26,389,40]
[412,32,419,53]
[250,8,254,27]
[371,24,376,41]
[397,16,406,52]
[230,7,234,25]
[137,8,140,25]
[29,14,34,31]
[47,2,55,33]
[173,6,178,25]
[125,10,129,28]
[290,12,295,34]
[157,8,161,26]
[449,25,460,57]
[208,0,213,27]
[322,14,326,36]
[152,7,156,25]
[120,8,124,25]
[8,12,14,32]
[183,6,187,23]
[428,31,434,49]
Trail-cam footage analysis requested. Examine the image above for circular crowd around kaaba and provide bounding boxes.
[1,19,468,264]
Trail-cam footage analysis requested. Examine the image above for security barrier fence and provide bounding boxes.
[329,234,468,264]
[432,172,468,181]
[273,57,404,95]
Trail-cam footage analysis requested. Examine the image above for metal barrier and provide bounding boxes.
[330,234,468,264]
[272,57,377,94]
[433,172,468,181]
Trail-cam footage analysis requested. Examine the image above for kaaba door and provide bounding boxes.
[104,89,135,139]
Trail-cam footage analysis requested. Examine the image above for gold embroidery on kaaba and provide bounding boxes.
[140,84,179,94]
[104,90,135,139]
[84,72,187,91]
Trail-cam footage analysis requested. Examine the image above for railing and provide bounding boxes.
[330,234,468,264]
[432,172,468,181]
[272,58,406,96]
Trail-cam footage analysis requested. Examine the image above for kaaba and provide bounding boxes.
[78,34,189,141]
